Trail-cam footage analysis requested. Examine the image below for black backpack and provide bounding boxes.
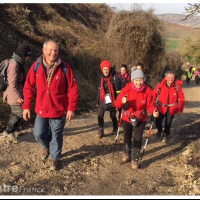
[0,59,10,91]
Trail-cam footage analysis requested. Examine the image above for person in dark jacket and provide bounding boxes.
[96,60,121,138]
[0,44,32,144]
[118,64,131,89]
[136,62,152,89]
[23,40,79,171]
[117,64,131,120]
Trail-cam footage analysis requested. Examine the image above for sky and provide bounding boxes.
[106,3,189,15]
[1,0,195,16]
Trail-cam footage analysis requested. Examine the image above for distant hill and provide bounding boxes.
[157,14,200,28]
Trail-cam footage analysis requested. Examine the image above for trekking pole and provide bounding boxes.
[138,116,156,168]
[111,102,129,163]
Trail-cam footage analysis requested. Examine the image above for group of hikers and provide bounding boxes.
[0,40,185,171]
[185,64,200,85]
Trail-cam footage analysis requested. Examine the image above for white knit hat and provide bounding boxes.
[131,67,145,81]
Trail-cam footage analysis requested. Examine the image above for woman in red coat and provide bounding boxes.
[153,71,185,143]
[113,67,158,169]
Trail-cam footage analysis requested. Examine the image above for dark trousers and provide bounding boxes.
[122,120,146,150]
[5,105,22,134]
[156,112,174,136]
[186,77,191,85]
[98,106,117,129]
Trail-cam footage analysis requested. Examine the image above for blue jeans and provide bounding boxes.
[33,115,66,161]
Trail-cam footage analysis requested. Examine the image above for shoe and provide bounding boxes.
[131,147,140,169]
[121,156,131,164]
[7,133,18,144]
[0,131,9,139]
[98,128,104,139]
[121,143,131,164]
[131,160,139,170]
[112,127,118,135]
[156,130,162,139]
[50,160,59,171]
[162,133,169,143]
[41,148,49,161]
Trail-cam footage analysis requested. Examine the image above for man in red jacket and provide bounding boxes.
[23,40,79,171]
[153,71,185,143]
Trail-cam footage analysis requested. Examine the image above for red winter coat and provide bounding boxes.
[23,56,79,118]
[113,82,155,123]
[153,78,185,116]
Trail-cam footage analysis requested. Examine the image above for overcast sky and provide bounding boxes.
[107,3,189,15]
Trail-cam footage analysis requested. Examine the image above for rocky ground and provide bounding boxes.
[0,80,199,196]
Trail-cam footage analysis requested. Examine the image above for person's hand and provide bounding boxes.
[122,96,127,104]
[23,109,31,121]
[16,98,24,104]
[153,109,159,118]
[66,111,75,122]
[96,104,99,108]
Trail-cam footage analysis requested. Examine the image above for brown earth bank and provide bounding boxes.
[0,79,199,196]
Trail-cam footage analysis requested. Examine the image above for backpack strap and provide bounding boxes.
[34,61,67,75]
[61,61,67,75]
[34,62,40,73]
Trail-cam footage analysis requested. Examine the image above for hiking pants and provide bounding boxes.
[122,120,146,150]
[98,106,118,129]
[5,105,22,134]
[186,77,191,85]
[155,113,174,136]
[33,115,66,161]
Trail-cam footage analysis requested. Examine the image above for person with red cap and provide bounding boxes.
[0,44,32,144]
[96,60,121,138]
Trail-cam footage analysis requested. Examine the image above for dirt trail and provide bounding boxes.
[0,80,200,195]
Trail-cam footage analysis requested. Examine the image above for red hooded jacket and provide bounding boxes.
[153,78,185,116]
[113,82,155,123]
[23,56,79,118]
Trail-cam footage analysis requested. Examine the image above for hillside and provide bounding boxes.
[162,21,195,50]
[0,3,114,111]
[157,14,200,28]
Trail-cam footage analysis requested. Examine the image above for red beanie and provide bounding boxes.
[100,60,111,71]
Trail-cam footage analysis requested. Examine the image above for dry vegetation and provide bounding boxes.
[0,4,184,110]
[106,9,166,76]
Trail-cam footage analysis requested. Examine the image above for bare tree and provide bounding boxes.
[182,3,200,21]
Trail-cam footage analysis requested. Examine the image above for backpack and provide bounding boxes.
[34,61,67,75]
[156,84,179,107]
[0,59,10,91]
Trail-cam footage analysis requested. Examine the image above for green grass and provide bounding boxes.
[167,40,180,51]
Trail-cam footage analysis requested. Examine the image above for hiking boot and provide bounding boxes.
[112,127,118,135]
[121,155,131,164]
[7,133,18,144]
[121,143,131,164]
[0,131,9,141]
[156,130,162,139]
[162,133,169,144]
[131,160,139,170]
[50,160,59,171]
[98,128,104,139]
[41,148,49,161]
[131,147,140,169]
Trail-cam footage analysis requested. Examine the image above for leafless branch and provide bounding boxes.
[182,3,200,21]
